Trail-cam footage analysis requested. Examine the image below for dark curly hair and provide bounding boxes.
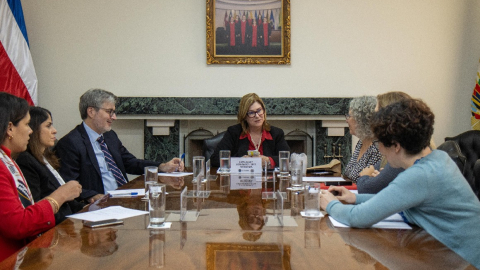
[371,99,434,155]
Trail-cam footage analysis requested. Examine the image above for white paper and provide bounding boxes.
[159,172,193,177]
[303,177,346,182]
[107,189,145,196]
[300,211,325,218]
[328,214,412,229]
[67,206,148,222]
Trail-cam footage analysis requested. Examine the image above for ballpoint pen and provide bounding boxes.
[176,153,185,172]
[109,192,138,197]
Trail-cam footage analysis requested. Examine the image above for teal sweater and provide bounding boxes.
[327,150,480,268]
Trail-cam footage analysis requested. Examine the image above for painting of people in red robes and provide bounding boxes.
[212,0,284,56]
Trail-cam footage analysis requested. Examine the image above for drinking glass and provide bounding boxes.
[291,160,303,188]
[193,156,205,195]
[304,185,321,218]
[279,151,290,176]
[149,183,166,227]
[219,150,231,173]
[143,166,158,200]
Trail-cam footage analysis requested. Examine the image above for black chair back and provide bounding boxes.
[445,130,480,199]
[202,132,226,162]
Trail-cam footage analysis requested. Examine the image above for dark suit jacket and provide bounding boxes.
[55,124,160,200]
[210,124,290,167]
[16,151,85,224]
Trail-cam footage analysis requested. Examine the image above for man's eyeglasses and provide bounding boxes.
[95,107,116,117]
[247,108,264,118]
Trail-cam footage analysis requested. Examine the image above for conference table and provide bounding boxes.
[1,170,475,270]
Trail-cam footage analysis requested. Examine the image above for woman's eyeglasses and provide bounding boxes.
[247,108,264,118]
[345,113,351,120]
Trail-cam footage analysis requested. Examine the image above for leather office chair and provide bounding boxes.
[444,130,480,199]
[202,132,225,162]
[436,140,466,174]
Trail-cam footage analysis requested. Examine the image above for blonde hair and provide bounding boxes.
[377,91,412,109]
[237,93,271,135]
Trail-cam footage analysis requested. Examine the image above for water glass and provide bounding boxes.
[304,185,321,218]
[299,153,308,175]
[144,166,158,200]
[219,150,231,173]
[291,160,303,187]
[279,151,290,176]
[149,183,166,227]
[193,156,205,194]
[149,230,165,268]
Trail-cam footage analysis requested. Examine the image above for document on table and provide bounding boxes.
[303,176,346,182]
[159,172,193,177]
[67,206,148,222]
[107,189,145,196]
[328,214,412,229]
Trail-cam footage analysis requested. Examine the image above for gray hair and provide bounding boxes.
[349,96,377,140]
[79,88,117,120]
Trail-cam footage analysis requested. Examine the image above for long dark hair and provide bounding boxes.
[27,107,60,169]
[0,92,30,143]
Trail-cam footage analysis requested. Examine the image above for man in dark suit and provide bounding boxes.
[56,89,183,203]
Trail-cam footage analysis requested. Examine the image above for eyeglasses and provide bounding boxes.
[345,113,351,120]
[96,107,116,117]
[247,108,264,118]
[372,140,380,148]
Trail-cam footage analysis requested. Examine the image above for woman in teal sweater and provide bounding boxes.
[321,98,480,268]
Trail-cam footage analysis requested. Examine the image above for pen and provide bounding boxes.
[109,192,138,197]
[176,153,185,172]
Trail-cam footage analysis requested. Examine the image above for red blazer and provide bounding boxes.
[0,146,55,262]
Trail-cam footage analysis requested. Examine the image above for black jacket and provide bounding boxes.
[16,151,85,224]
[210,124,290,167]
[55,124,160,200]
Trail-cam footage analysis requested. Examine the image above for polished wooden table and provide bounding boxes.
[1,172,475,269]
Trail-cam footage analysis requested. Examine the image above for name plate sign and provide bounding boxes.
[231,157,262,174]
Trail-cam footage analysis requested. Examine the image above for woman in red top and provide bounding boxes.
[0,92,81,262]
[210,93,290,168]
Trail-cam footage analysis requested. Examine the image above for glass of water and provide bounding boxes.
[193,156,205,195]
[291,159,303,188]
[304,185,321,218]
[149,183,166,227]
[219,150,231,173]
[279,151,290,176]
[143,166,158,200]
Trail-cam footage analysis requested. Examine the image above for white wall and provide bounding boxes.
[21,0,480,157]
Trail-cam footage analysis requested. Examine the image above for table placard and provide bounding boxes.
[230,157,262,174]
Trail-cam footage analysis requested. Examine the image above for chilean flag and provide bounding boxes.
[0,0,37,105]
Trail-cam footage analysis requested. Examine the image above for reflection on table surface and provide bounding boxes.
[1,172,475,270]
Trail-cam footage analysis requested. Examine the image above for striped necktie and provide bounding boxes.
[97,135,127,186]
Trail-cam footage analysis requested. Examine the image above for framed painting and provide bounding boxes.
[206,243,291,269]
[206,0,291,65]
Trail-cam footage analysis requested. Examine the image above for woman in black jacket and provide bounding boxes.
[16,107,85,224]
[210,93,290,168]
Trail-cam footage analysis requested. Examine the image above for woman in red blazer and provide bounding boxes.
[0,93,81,262]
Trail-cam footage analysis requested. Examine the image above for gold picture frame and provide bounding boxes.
[206,243,291,269]
[206,0,291,65]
